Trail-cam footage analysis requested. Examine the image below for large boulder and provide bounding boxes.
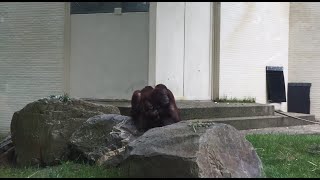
[69,114,141,165]
[119,121,264,178]
[10,95,120,166]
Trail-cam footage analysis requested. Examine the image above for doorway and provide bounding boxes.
[69,2,149,100]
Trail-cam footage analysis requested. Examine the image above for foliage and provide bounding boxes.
[0,161,123,178]
[214,95,256,103]
[46,93,71,103]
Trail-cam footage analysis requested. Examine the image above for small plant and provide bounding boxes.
[188,121,216,133]
[59,93,71,103]
[214,95,256,103]
[45,93,71,103]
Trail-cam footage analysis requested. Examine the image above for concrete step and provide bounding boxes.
[85,99,316,130]
[185,112,316,130]
[86,100,275,120]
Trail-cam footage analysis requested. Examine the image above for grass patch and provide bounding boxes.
[0,135,5,141]
[0,133,9,141]
[2,134,320,178]
[0,161,123,178]
[246,134,320,178]
[214,96,256,103]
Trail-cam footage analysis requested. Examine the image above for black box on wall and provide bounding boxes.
[287,83,311,114]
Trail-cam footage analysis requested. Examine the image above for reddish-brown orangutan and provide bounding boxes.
[130,90,142,123]
[130,86,160,131]
[130,84,181,132]
[150,84,181,126]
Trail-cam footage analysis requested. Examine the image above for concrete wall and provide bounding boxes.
[0,2,67,135]
[70,12,149,100]
[219,2,290,111]
[149,2,211,100]
[289,2,320,118]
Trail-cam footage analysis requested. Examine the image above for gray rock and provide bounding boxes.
[69,114,140,164]
[0,135,13,154]
[10,97,120,166]
[0,135,15,166]
[0,147,15,167]
[119,121,264,178]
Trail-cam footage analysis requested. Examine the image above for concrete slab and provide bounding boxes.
[84,99,316,130]
[83,99,272,108]
[84,99,275,119]
[185,113,316,130]
[241,124,320,135]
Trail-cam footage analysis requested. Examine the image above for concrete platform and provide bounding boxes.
[241,124,320,135]
[84,99,316,130]
[186,112,316,130]
[85,100,275,120]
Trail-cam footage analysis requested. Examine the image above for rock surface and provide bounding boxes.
[0,135,15,166]
[0,135,13,154]
[119,121,264,178]
[69,114,140,164]
[10,96,120,166]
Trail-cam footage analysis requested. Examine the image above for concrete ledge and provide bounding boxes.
[241,124,320,135]
[86,100,275,120]
[178,105,274,120]
[85,100,316,130]
[186,113,316,130]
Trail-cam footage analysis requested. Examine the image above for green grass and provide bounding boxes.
[0,161,123,178]
[214,96,256,103]
[246,134,320,178]
[2,134,320,178]
[0,133,123,178]
[0,133,9,142]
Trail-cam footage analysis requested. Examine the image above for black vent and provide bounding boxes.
[266,66,286,103]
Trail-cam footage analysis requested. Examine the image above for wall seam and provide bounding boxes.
[183,2,186,97]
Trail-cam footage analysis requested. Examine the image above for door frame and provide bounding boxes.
[64,2,71,95]
[211,2,221,101]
